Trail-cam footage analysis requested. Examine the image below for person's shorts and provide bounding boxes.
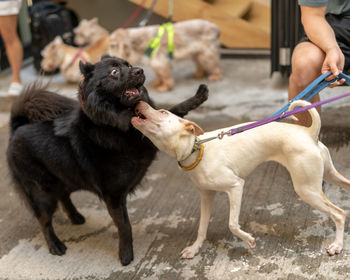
[0,0,22,16]
[299,14,350,73]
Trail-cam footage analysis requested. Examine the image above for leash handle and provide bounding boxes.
[339,72,350,84]
[303,72,350,102]
[271,72,350,117]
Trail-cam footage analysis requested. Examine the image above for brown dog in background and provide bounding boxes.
[73,18,223,92]
[73,17,109,46]
[109,19,222,92]
[74,18,223,92]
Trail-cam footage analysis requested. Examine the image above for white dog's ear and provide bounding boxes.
[91,17,98,24]
[184,121,204,136]
[79,61,94,77]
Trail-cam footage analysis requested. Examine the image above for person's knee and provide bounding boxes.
[290,45,324,88]
[0,24,19,46]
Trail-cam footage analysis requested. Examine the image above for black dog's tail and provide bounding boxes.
[10,82,78,135]
[169,84,209,117]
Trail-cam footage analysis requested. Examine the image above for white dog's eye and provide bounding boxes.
[110,69,119,76]
[159,110,168,115]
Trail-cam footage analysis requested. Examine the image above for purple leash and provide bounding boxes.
[198,91,350,144]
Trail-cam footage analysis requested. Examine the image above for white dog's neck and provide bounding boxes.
[177,137,203,170]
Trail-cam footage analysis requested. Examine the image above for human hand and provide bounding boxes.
[322,47,345,87]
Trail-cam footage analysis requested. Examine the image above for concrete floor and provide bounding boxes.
[1,57,350,280]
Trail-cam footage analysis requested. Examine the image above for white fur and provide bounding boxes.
[131,100,350,259]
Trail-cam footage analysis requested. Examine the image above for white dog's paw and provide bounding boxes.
[180,245,200,259]
[326,242,342,256]
[244,233,256,250]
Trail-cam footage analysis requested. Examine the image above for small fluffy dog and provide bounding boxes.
[41,36,109,83]
[132,85,350,259]
[109,19,222,92]
[7,56,208,265]
[73,17,109,46]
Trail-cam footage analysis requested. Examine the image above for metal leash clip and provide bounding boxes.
[218,130,231,140]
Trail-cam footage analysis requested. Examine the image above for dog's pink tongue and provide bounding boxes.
[125,88,139,95]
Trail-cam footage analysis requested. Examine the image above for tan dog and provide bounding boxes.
[73,17,109,46]
[109,19,222,92]
[131,87,350,259]
[41,36,109,83]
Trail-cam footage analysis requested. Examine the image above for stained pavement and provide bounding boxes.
[0,57,350,279]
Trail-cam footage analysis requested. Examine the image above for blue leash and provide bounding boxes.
[271,72,350,117]
[198,72,350,144]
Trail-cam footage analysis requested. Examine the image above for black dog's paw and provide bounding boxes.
[169,84,209,117]
[70,212,86,225]
[48,238,67,256]
[195,84,209,101]
[119,247,134,266]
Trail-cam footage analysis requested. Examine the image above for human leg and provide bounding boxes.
[0,14,23,84]
[289,42,324,126]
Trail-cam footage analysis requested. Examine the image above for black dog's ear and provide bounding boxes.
[101,54,112,60]
[79,61,95,77]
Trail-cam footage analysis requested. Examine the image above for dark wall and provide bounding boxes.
[270,0,303,76]
[66,0,167,32]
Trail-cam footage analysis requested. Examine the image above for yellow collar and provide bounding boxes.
[178,142,204,171]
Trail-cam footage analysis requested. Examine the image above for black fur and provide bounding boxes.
[7,55,208,266]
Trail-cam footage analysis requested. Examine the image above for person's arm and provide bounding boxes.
[300,6,345,85]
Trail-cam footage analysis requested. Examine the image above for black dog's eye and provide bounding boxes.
[110,69,119,76]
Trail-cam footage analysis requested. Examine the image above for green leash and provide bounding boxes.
[145,22,174,59]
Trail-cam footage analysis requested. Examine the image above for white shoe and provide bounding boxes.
[8,82,23,96]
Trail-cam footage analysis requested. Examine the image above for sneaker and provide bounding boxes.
[8,82,23,96]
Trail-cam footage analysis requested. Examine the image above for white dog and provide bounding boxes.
[131,86,350,259]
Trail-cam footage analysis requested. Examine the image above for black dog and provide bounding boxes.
[7,55,208,266]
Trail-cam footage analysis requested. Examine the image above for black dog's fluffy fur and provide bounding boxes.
[7,55,208,265]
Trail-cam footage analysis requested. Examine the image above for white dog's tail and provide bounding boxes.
[288,100,321,141]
